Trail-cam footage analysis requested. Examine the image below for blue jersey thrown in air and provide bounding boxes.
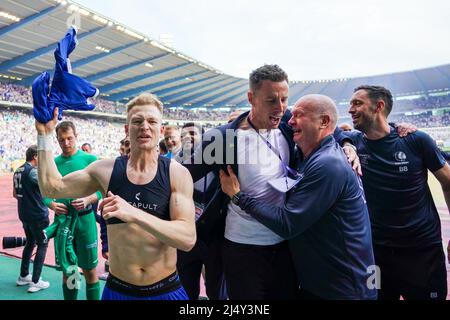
[345,127,446,248]
[239,135,377,300]
[32,26,98,123]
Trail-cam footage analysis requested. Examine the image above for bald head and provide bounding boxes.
[339,123,352,131]
[294,94,338,131]
[289,94,338,158]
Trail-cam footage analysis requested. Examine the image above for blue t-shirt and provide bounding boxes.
[239,135,377,300]
[345,128,446,247]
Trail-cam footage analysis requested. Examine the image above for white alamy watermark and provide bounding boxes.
[367,265,381,290]
[182,128,289,175]
[66,265,82,290]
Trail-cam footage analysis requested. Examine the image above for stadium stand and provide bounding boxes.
[1,74,450,172]
[0,0,449,110]
[0,108,123,172]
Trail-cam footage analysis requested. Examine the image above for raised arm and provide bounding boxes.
[35,108,104,199]
[100,161,196,252]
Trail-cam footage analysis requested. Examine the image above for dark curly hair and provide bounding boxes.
[249,64,288,92]
[354,85,393,116]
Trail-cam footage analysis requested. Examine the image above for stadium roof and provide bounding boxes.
[0,0,449,109]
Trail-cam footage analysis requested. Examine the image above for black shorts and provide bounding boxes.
[373,243,447,300]
[222,239,299,300]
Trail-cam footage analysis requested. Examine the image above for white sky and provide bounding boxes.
[75,0,450,81]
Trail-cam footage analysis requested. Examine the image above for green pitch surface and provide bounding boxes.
[0,255,105,300]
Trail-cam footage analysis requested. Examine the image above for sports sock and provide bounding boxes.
[63,282,79,300]
[86,281,101,300]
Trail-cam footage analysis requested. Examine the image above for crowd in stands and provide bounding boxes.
[393,95,450,112]
[2,106,450,172]
[390,111,450,128]
[0,82,32,104]
[90,97,119,114]
[0,82,119,114]
[0,110,123,173]
[163,108,229,122]
[4,80,450,122]
[0,81,232,121]
[2,80,450,172]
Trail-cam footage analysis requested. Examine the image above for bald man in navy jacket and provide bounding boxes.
[182,65,359,300]
[219,94,377,300]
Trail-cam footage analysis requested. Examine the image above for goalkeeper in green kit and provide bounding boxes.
[43,121,101,300]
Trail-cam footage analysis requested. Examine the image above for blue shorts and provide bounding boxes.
[101,271,188,300]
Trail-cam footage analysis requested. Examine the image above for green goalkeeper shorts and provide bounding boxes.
[73,211,99,270]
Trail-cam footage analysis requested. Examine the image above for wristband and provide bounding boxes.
[37,134,54,151]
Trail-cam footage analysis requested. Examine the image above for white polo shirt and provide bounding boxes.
[225,128,289,245]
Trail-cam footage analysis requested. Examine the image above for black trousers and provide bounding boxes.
[374,243,447,300]
[222,238,299,300]
[20,218,50,283]
[177,238,227,300]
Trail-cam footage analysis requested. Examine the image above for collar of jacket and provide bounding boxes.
[224,110,296,172]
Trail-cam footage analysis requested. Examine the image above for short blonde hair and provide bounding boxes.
[126,93,163,115]
[164,125,179,132]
